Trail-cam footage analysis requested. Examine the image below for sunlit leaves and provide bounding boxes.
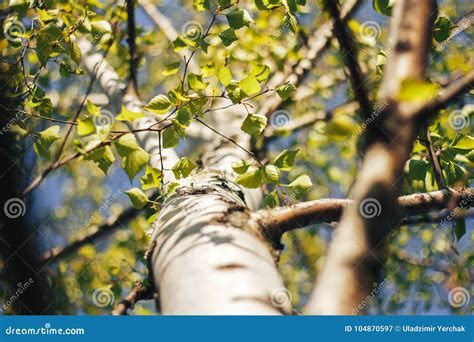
[433,16,456,42]
[125,188,149,209]
[114,134,149,181]
[276,83,296,100]
[219,28,238,46]
[193,0,210,11]
[236,167,262,188]
[144,94,172,114]
[162,61,181,76]
[372,0,393,16]
[33,125,60,158]
[115,106,145,122]
[217,65,232,86]
[287,174,312,191]
[241,113,267,136]
[140,166,163,190]
[273,149,298,171]
[84,145,115,175]
[226,8,253,29]
[172,157,197,179]
[397,80,440,103]
[188,73,208,90]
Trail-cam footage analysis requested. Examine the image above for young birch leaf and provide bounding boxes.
[193,0,210,11]
[240,74,261,95]
[84,145,115,175]
[86,100,101,116]
[163,127,180,148]
[125,188,149,209]
[219,28,238,46]
[217,65,232,86]
[188,73,208,90]
[162,61,181,76]
[236,167,262,188]
[264,190,280,208]
[115,134,149,181]
[144,94,172,114]
[273,149,299,171]
[241,113,267,136]
[33,125,60,158]
[263,165,280,183]
[276,83,296,100]
[77,117,96,136]
[251,63,270,83]
[232,159,250,174]
[140,166,163,190]
[288,174,313,190]
[115,106,145,122]
[172,157,197,179]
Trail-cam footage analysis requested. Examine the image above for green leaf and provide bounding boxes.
[433,16,456,42]
[77,117,96,136]
[115,106,145,122]
[240,74,261,95]
[273,149,298,171]
[162,126,180,148]
[397,80,440,103]
[115,134,149,181]
[144,94,172,114]
[193,0,210,11]
[125,188,149,209]
[226,82,246,104]
[172,157,197,179]
[33,125,60,159]
[201,63,215,77]
[86,100,101,116]
[372,0,392,16]
[176,108,192,126]
[188,73,208,90]
[255,0,282,10]
[264,190,280,208]
[162,61,181,76]
[408,159,429,181]
[84,145,115,175]
[219,28,238,46]
[232,159,250,174]
[284,12,298,33]
[251,63,270,83]
[218,0,232,8]
[263,165,280,183]
[140,166,163,190]
[241,113,267,136]
[217,65,232,86]
[236,167,263,188]
[288,174,312,190]
[226,8,253,29]
[276,83,296,100]
[452,134,474,150]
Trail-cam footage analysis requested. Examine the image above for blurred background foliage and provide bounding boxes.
[0,0,472,315]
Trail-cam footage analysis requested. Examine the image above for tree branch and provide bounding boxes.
[305,0,439,315]
[324,0,372,118]
[111,280,156,315]
[424,125,446,189]
[257,187,474,240]
[126,0,139,96]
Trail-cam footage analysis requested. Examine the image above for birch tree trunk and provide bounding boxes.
[149,108,291,315]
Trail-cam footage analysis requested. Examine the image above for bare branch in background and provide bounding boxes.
[112,281,156,315]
